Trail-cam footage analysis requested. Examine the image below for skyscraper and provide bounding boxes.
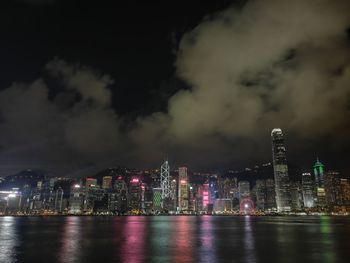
[238,181,250,199]
[271,128,291,212]
[129,178,141,212]
[102,176,112,190]
[265,179,276,210]
[255,180,266,211]
[314,158,325,188]
[313,158,326,207]
[302,172,315,208]
[178,167,189,212]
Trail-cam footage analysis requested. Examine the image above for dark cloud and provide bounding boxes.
[130,0,350,170]
[0,59,122,176]
[0,0,349,176]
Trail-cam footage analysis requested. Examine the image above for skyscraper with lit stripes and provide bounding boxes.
[271,128,291,212]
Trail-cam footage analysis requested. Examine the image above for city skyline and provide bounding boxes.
[1,1,350,262]
[1,127,349,217]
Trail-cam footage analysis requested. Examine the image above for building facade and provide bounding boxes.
[271,128,291,212]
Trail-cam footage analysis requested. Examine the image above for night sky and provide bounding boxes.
[0,0,349,177]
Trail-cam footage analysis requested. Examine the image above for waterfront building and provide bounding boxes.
[255,180,266,210]
[114,177,128,214]
[290,181,303,210]
[102,176,112,190]
[178,167,189,212]
[271,128,292,212]
[214,198,232,213]
[68,184,84,214]
[339,179,350,205]
[84,184,104,213]
[238,181,250,199]
[143,185,153,214]
[153,187,162,211]
[324,171,339,206]
[265,179,276,210]
[302,172,315,208]
[54,187,64,213]
[108,190,119,214]
[313,158,326,207]
[209,174,219,205]
[169,179,177,211]
[196,183,210,212]
[129,178,142,212]
[86,177,98,187]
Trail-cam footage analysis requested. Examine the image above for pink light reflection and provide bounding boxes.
[172,216,194,263]
[59,217,82,263]
[119,217,146,263]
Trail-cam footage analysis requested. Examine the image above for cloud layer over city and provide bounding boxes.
[0,0,349,176]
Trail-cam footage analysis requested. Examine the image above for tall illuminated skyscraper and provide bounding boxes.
[271,128,291,212]
[313,158,326,207]
[314,158,325,188]
[178,167,189,212]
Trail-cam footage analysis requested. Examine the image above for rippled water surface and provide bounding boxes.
[0,216,350,263]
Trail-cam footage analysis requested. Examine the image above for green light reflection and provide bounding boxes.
[320,216,335,263]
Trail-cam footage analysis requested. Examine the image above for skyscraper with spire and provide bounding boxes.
[314,157,325,188]
[271,128,291,212]
[313,158,326,207]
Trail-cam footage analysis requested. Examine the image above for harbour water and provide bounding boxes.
[0,216,350,263]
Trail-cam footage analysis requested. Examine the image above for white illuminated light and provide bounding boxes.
[244,204,249,208]
[74,184,81,188]
[8,193,17,198]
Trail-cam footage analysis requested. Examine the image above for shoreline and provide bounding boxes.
[1,213,349,217]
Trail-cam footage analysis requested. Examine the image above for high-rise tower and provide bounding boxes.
[302,172,315,208]
[178,167,189,212]
[160,159,171,208]
[313,158,326,207]
[271,128,291,212]
[314,158,325,188]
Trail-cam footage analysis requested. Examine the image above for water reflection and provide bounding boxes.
[59,217,82,263]
[0,216,349,263]
[198,216,217,263]
[172,216,194,263]
[119,216,146,263]
[244,216,256,263]
[149,217,171,263]
[320,216,336,263]
[0,217,18,263]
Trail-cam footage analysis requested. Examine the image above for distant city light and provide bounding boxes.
[180,180,186,184]
[131,178,140,183]
[74,184,80,188]
[8,193,17,198]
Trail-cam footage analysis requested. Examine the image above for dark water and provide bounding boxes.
[1,216,350,263]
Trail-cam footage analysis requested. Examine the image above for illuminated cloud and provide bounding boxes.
[0,0,349,175]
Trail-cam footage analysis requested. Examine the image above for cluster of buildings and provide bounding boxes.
[0,129,349,216]
[270,128,350,214]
